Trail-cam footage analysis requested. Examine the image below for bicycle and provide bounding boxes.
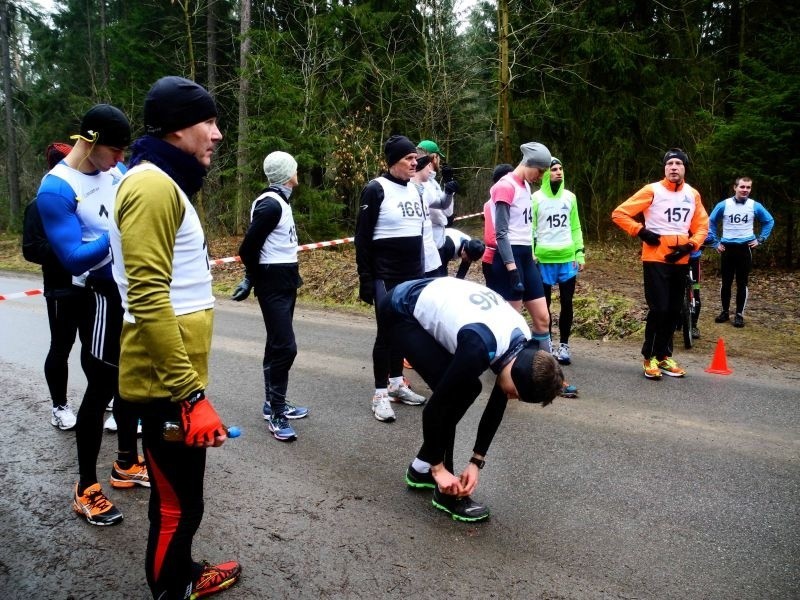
[680,268,698,349]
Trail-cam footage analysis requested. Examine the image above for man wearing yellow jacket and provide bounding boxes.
[612,149,709,379]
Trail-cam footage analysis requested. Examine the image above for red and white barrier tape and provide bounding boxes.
[0,289,44,301]
[2,213,482,301]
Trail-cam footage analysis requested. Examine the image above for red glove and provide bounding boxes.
[179,391,225,446]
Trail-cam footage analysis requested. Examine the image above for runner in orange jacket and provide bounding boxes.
[612,148,709,380]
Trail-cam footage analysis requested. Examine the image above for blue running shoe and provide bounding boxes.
[267,415,297,441]
[262,402,309,420]
[560,382,579,398]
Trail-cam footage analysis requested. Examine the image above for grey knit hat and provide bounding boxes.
[263,151,298,185]
[520,142,551,169]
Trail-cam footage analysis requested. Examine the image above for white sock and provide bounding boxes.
[374,388,388,397]
[411,458,431,473]
[388,376,405,388]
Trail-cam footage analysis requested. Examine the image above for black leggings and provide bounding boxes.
[720,243,751,314]
[75,283,139,489]
[372,279,405,388]
[641,262,687,359]
[543,276,577,344]
[256,288,298,415]
[138,399,207,599]
[44,292,84,407]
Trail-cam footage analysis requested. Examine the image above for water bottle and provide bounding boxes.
[162,422,241,442]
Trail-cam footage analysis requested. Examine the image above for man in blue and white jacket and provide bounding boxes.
[707,176,774,328]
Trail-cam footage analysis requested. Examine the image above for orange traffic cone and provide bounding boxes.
[705,338,733,375]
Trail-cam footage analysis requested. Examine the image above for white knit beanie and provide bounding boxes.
[263,151,298,185]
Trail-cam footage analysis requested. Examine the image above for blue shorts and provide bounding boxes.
[538,262,578,286]
[489,245,545,302]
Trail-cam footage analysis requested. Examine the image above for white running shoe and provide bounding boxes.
[51,404,77,430]
[103,415,142,435]
[387,382,426,406]
[556,343,572,365]
[103,415,118,432]
[371,394,396,422]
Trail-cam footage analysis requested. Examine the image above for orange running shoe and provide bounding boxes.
[110,456,150,488]
[643,356,662,379]
[72,482,123,526]
[403,358,413,370]
[190,561,242,599]
[657,357,686,377]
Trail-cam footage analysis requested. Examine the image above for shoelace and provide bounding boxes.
[84,489,112,511]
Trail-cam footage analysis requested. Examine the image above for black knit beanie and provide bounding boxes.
[79,104,131,148]
[144,76,218,138]
[384,135,417,167]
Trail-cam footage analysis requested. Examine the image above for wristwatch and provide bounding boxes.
[469,456,485,469]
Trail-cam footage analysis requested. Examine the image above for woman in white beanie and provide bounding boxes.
[233,151,309,441]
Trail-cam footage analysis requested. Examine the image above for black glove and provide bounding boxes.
[664,243,693,263]
[231,276,252,301]
[637,227,661,246]
[359,279,374,305]
[444,180,459,195]
[509,269,525,292]
[441,164,455,183]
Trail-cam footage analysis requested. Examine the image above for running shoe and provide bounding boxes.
[387,381,426,405]
[432,488,490,522]
[103,416,142,435]
[72,482,123,526]
[405,464,435,490]
[403,358,413,370]
[733,313,745,328]
[262,401,309,420]
[559,382,578,398]
[714,310,730,323]
[658,357,686,377]
[51,404,76,430]
[110,456,150,488]
[371,393,396,422]
[643,356,662,379]
[190,560,242,599]
[691,326,701,339]
[555,343,572,365]
[267,415,297,441]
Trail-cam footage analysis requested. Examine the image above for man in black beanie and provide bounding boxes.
[355,135,428,423]
[109,76,241,599]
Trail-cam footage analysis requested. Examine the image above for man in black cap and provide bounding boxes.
[36,103,148,528]
[355,134,428,423]
[109,76,240,599]
[379,277,563,522]
[612,148,709,380]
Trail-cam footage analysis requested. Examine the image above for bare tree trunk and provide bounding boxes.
[1,0,20,225]
[206,0,216,91]
[497,0,511,164]
[99,0,108,91]
[235,0,252,235]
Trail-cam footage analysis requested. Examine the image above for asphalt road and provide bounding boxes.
[0,271,798,599]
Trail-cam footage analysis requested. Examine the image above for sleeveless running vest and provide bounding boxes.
[643,181,698,235]
[251,190,298,264]
[110,163,213,322]
[720,197,756,241]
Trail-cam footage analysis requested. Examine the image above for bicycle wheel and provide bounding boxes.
[682,286,693,349]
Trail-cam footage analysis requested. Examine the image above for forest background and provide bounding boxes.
[0,0,798,269]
